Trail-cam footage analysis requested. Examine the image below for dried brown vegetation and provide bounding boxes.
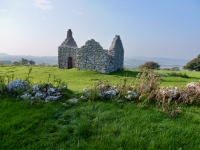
[87,69,200,117]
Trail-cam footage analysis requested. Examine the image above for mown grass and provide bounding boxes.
[1,66,200,149]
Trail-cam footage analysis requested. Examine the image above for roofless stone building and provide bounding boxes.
[58,29,124,74]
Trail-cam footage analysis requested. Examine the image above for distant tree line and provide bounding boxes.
[13,58,35,66]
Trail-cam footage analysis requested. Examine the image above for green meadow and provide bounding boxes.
[1,66,200,149]
[1,66,200,91]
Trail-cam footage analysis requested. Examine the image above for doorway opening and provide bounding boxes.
[68,57,72,69]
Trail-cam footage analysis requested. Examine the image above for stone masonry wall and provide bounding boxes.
[77,39,111,73]
[58,47,78,69]
[58,29,124,74]
[108,35,124,71]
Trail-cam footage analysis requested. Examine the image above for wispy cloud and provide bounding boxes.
[0,9,6,12]
[34,0,53,10]
[73,9,83,15]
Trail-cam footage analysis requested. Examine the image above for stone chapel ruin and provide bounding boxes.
[58,29,124,74]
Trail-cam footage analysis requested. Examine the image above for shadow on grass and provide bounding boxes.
[109,69,141,78]
[161,76,199,82]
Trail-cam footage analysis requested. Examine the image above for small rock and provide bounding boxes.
[35,92,47,100]
[45,95,61,102]
[47,88,55,95]
[6,79,29,93]
[53,92,61,96]
[69,98,78,103]
[32,85,40,91]
[21,93,31,99]
[125,91,138,100]
[103,90,116,99]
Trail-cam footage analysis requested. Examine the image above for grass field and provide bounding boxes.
[1,66,200,149]
[0,66,200,91]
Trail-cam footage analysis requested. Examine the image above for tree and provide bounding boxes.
[21,58,29,65]
[29,60,35,65]
[13,61,19,66]
[183,54,200,71]
[139,61,160,70]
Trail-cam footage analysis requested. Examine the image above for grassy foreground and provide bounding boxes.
[0,66,200,149]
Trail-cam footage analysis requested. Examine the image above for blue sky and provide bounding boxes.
[0,0,200,59]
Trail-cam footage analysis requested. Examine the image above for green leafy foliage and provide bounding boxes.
[183,54,200,71]
[139,61,160,70]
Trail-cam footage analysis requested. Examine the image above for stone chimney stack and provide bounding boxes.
[67,29,72,38]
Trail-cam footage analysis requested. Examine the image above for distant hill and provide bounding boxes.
[0,53,58,65]
[0,60,12,64]
[0,53,189,69]
[124,56,189,69]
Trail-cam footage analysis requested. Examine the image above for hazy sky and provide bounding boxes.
[0,0,200,59]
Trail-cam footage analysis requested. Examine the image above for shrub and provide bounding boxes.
[183,54,200,71]
[139,61,160,70]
